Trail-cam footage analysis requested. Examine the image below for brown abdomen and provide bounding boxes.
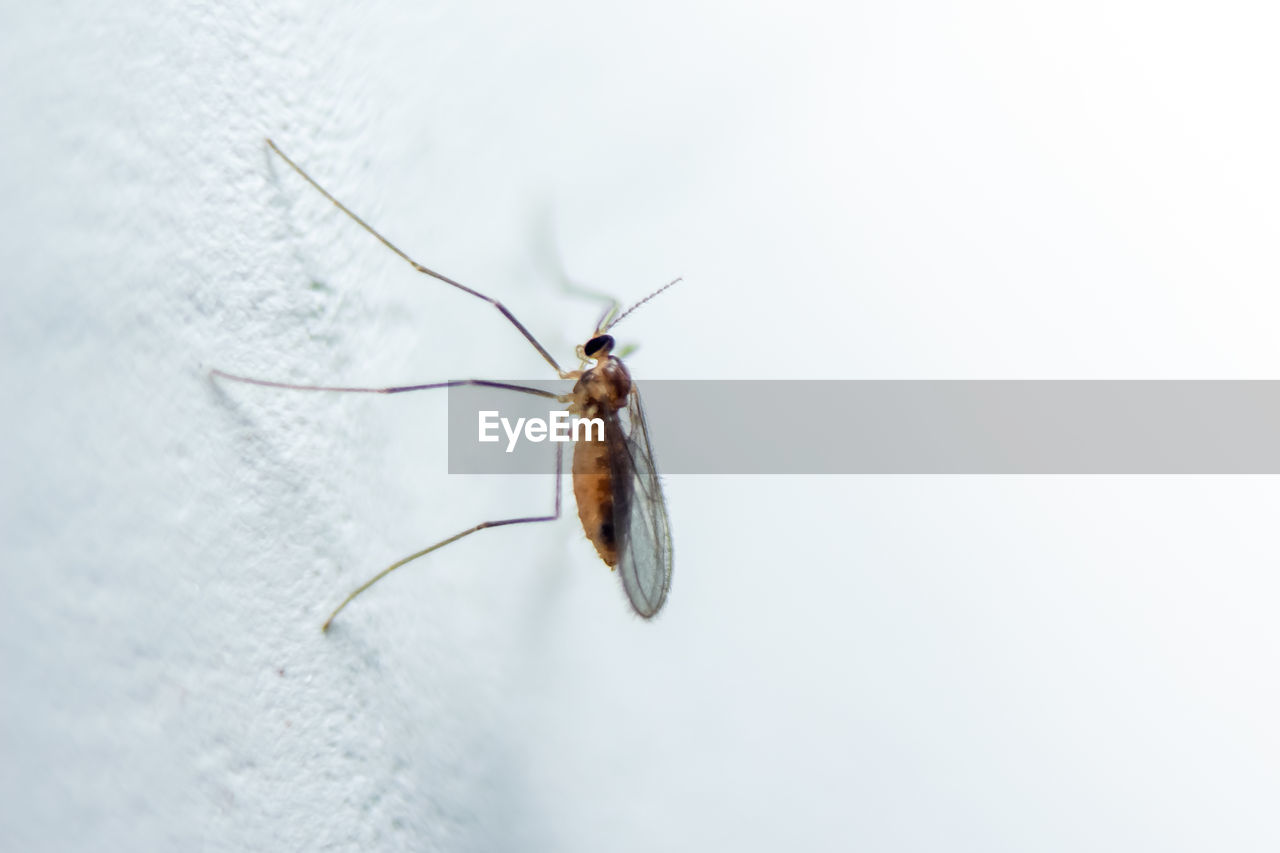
[573,437,618,567]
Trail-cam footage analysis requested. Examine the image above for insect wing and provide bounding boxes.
[607,388,673,618]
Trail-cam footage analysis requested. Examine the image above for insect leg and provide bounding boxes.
[321,442,564,632]
[265,139,567,377]
[210,370,559,400]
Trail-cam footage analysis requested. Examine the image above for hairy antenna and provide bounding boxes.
[603,277,683,332]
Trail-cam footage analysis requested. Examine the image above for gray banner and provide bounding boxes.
[446,381,1280,474]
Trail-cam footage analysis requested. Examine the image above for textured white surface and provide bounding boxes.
[3,1,1280,851]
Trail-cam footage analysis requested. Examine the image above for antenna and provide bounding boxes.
[603,277,683,332]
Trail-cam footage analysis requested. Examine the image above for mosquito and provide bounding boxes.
[213,139,675,630]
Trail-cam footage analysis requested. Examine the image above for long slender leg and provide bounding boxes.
[322,443,564,632]
[265,139,567,377]
[210,369,559,400]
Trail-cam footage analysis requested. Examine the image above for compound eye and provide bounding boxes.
[583,335,615,357]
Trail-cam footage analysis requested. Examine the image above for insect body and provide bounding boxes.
[568,334,672,617]
[570,338,631,566]
[213,140,674,629]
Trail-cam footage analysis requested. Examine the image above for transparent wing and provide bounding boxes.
[607,387,673,618]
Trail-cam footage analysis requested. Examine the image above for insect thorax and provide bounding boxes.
[570,356,632,419]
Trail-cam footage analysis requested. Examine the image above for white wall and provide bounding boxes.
[3,1,1280,850]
